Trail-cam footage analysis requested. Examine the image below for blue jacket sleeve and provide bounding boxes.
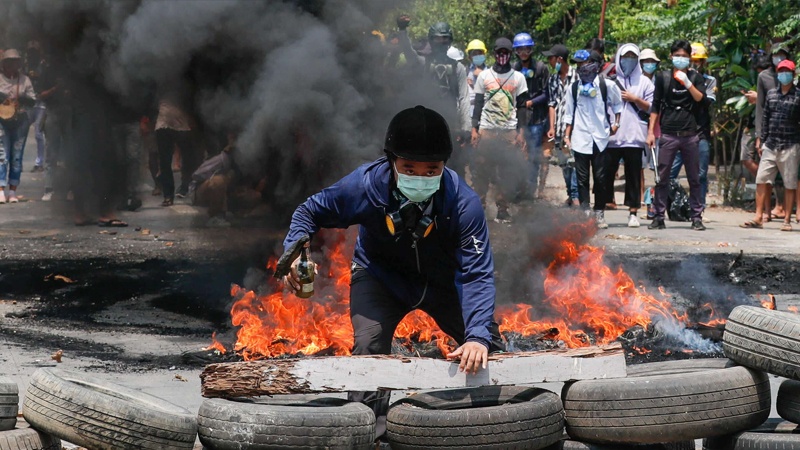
[283,168,367,252]
[454,194,495,349]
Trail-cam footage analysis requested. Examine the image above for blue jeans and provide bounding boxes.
[525,123,546,197]
[671,138,709,207]
[28,106,46,167]
[0,115,31,188]
[556,139,578,200]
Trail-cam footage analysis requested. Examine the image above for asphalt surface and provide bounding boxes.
[0,132,798,448]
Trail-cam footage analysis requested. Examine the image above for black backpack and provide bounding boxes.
[571,75,609,126]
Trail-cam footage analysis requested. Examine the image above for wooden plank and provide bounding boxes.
[201,343,626,398]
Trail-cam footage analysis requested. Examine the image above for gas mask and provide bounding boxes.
[579,83,598,97]
[385,189,436,240]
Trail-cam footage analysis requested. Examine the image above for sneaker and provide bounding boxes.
[691,219,706,231]
[41,191,53,202]
[0,191,5,204]
[648,218,666,230]
[8,191,18,203]
[595,210,608,229]
[206,216,231,228]
[628,214,640,228]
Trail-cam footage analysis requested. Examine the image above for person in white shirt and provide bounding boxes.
[470,38,529,222]
[563,50,622,229]
[0,49,37,204]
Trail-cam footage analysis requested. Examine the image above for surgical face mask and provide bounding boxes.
[774,55,786,67]
[778,72,795,86]
[672,56,690,70]
[642,62,658,74]
[495,52,510,66]
[472,55,486,66]
[577,63,598,83]
[620,57,638,76]
[394,164,441,202]
[555,62,562,73]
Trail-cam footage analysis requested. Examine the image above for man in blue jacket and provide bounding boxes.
[282,105,504,435]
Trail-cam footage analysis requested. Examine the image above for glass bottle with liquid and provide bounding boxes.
[296,248,315,298]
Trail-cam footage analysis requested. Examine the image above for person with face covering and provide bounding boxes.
[0,49,37,204]
[741,60,800,231]
[470,38,529,222]
[281,106,505,440]
[465,39,488,117]
[562,50,623,229]
[646,40,707,231]
[606,44,654,228]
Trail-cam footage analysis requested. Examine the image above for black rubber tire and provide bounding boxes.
[0,377,18,432]
[553,440,695,450]
[778,379,800,423]
[197,396,376,450]
[22,368,197,450]
[704,433,800,449]
[563,365,770,444]
[724,305,800,379]
[0,427,60,450]
[386,386,564,450]
[626,358,734,377]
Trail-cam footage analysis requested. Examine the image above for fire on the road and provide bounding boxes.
[207,232,738,361]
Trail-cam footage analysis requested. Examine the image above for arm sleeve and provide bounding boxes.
[547,75,558,108]
[515,74,530,129]
[472,93,484,129]
[705,76,717,103]
[530,64,550,107]
[692,73,707,103]
[761,92,771,143]
[651,73,663,114]
[283,169,366,251]
[607,81,623,114]
[755,72,767,136]
[22,78,37,103]
[454,195,496,348]
[562,85,575,126]
[397,30,425,68]
[456,64,471,131]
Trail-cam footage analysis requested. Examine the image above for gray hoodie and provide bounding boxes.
[608,43,654,149]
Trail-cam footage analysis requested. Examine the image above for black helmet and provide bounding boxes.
[384,106,452,162]
[428,22,453,42]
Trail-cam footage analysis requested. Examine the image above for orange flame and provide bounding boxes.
[203,331,227,353]
[789,306,799,314]
[215,233,715,360]
[759,294,777,310]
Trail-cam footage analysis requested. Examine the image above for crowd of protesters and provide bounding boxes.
[1,23,798,233]
[384,16,800,232]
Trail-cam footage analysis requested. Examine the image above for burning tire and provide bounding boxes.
[778,379,800,424]
[0,378,18,431]
[22,368,198,449]
[562,364,770,444]
[724,305,800,379]
[386,386,564,450]
[197,396,376,449]
[0,427,60,450]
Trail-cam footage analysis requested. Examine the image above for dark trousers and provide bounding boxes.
[155,128,197,200]
[346,268,505,438]
[655,133,703,220]
[574,143,610,211]
[605,146,644,209]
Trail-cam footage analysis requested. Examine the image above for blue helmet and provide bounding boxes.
[513,33,534,48]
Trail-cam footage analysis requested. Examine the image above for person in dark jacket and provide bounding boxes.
[281,105,504,437]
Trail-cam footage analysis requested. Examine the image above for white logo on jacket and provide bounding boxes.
[472,236,484,254]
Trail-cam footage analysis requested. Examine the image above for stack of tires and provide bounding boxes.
[22,368,198,449]
[702,305,800,449]
[0,376,60,450]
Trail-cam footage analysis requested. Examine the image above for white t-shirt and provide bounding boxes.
[474,68,528,130]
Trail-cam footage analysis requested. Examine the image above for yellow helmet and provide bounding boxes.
[466,39,487,54]
[691,42,708,59]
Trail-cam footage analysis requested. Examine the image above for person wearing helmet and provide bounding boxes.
[669,42,717,212]
[396,17,471,175]
[0,49,37,204]
[281,105,505,437]
[471,37,530,222]
[513,32,551,200]
[466,39,488,116]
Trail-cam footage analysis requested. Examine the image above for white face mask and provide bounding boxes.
[394,164,441,202]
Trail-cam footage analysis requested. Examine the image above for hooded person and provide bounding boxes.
[606,43,654,228]
[281,105,505,440]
